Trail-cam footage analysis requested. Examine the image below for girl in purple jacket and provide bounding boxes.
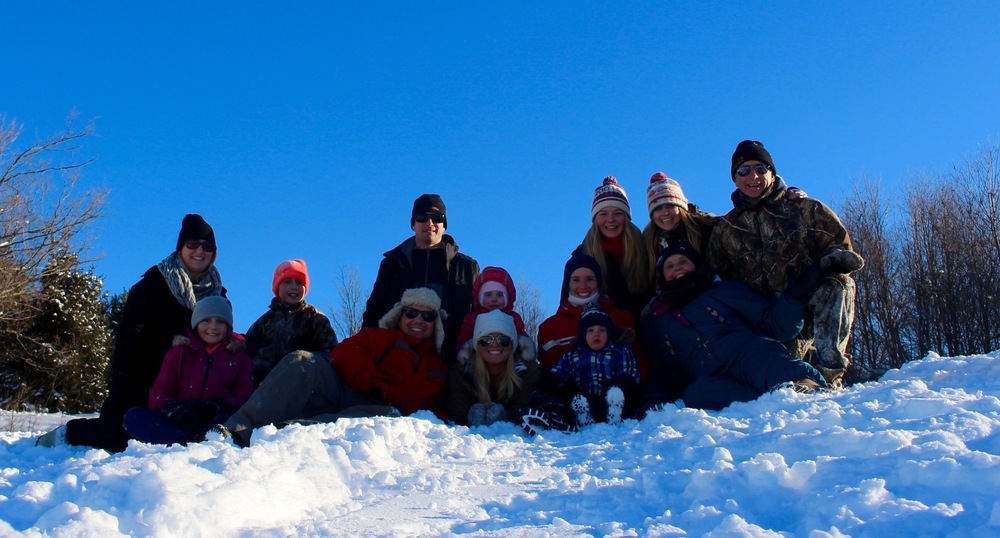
[123,296,255,445]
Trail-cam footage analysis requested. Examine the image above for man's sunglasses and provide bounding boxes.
[403,307,438,322]
[184,240,216,253]
[735,164,770,177]
[477,335,513,348]
[414,212,445,224]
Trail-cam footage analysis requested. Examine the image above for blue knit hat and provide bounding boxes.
[561,254,604,300]
[577,303,615,343]
[656,241,703,273]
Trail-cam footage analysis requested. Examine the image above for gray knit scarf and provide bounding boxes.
[156,252,224,311]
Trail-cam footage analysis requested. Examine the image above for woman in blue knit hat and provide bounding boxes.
[536,254,636,371]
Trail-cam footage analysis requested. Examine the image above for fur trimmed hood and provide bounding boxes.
[379,287,447,352]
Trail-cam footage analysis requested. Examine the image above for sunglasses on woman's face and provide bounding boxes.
[184,240,216,253]
[477,335,513,348]
[735,164,770,177]
[403,307,438,322]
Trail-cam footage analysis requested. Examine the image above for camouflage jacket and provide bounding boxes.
[245,298,339,372]
[707,177,853,299]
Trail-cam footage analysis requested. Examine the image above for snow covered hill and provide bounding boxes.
[2,352,998,537]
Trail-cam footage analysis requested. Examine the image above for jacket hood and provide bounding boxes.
[471,266,517,308]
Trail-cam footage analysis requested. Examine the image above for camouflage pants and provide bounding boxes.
[786,274,856,388]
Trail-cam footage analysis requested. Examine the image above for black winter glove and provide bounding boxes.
[252,358,273,385]
[215,400,237,415]
[164,401,202,431]
[821,250,865,275]
[369,385,385,402]
[784,263,824,302]
[187,399,229,422]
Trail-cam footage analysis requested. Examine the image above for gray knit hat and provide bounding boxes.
[191,296,233,329]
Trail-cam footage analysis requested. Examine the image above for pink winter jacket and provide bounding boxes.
[148,332,255,411]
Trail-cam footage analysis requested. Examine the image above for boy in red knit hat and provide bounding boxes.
[245,259,339,384]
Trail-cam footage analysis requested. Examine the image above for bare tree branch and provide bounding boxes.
[329,264,365,339]
[0,114,106,330]
[515,276,545,342]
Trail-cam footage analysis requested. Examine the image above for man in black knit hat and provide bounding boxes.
[361,193,479,365]
[708,140,864,388]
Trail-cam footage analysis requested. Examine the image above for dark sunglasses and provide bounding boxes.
[414,212,445,224]
[735,164,770,178]
[403,307,438,322]
[184,240,217,253]
[477,335,513,348]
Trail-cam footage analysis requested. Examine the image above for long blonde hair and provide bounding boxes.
[583,219,651,297]
[472,347,521,404]
[641,206,706,276]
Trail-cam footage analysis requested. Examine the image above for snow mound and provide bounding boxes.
[2,352,998,536]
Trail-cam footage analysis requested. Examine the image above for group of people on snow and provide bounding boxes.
[36,139,864,450]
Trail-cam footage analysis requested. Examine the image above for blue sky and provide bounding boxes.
[4,2,998,332]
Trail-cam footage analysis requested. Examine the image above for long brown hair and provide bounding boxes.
[641,206,707,276]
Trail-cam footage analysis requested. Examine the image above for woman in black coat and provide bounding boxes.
[37,214,226,452]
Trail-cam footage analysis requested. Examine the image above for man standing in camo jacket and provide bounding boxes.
[707,140,864,387]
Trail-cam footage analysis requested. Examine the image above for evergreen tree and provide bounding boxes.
[104,288,129,344]
[19,252,112,412]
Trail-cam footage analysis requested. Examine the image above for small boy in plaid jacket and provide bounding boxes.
[541,303,640,426]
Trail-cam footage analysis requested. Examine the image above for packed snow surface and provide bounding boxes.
[2,352,998,536]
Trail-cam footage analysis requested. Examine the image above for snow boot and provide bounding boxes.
[35,425,68,447]
[206,424,248,448]
[605,386,625,425]
[792,378,831,395]
[521,407,577,436]
[571,394,594,427]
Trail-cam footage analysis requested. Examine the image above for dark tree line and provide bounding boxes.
[840,142,1000,381]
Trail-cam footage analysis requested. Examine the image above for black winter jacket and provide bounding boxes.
[362,235,479,364]
[245,298,338,381]
[67,266,225,451]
